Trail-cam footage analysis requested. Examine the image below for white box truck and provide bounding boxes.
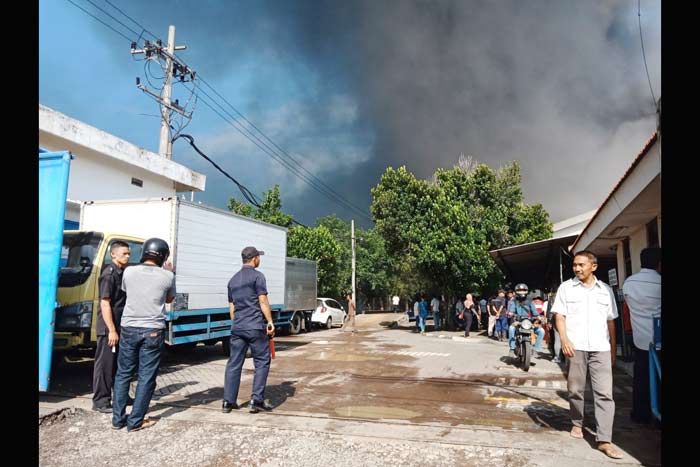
[54,197,317,354]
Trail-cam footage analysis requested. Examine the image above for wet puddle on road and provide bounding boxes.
[306,352,384,362]
[334,405,421,420]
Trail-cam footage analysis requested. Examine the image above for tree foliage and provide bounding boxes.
[287,225,344,297]
[371,161,552,300]
[227,185,293,228]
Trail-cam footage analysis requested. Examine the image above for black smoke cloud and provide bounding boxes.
[104,0,660,226]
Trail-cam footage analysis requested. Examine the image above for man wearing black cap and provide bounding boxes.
[223,246,276,414]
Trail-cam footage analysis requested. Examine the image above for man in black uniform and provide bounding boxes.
[92,240,131,413]
[222,246,276,414]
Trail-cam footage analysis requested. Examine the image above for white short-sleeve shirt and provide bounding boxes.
[551,277,618,352]
[622,268,661,350]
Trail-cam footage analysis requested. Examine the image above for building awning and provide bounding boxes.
[571,132,660,257]
[489,234,578,292]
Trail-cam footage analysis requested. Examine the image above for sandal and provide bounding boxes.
[127,418,157,432]
[570,426,584,439]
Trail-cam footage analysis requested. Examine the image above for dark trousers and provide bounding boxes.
[112,326,164,430]
[463,312,473,336]
[632,347,651,422]
[92,335,117,408]
[224,329,271,405]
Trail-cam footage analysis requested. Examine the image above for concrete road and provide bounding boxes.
[39,313,660,467]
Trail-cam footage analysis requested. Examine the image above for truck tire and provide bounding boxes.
[222,337,231,357]
[290,313,302,335]
[326,317,333,329]
[522,340,532,372]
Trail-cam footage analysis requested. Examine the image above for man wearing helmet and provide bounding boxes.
[111,238,176,432]
[507,283,545,359]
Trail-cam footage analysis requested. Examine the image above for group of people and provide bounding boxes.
[481,286,551,360]
[92,233,659,462]
[92,239,277,432]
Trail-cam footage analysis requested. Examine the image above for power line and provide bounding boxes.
[172,133,307,227]
[82,0,142,39]
[196,76,372,220]
[63,1,372,222]
[103,0,158,40]
[637,0,657,108]
[193,83,372,222]
[65,0,134,43]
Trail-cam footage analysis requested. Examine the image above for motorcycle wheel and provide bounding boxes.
[522,340,532,372]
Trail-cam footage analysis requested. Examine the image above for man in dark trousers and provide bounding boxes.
[112,238,176,432]
[622,247,661,424]
[92,240,131,413]
[223,246,276,414]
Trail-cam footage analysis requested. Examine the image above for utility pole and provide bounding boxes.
[351,219,356,311]
[131,25,194,159]
[159,25,176,159]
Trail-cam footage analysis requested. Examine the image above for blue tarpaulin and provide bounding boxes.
[39,150,72,392]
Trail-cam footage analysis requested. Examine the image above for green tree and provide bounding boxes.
[287,225,344,297]
[371,161,553,320]
[227,185,293,228]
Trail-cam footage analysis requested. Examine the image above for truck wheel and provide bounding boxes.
[326,317,333,329]
[222,338,231,357]
[290,313,302,335]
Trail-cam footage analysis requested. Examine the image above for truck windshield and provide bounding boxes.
[59,232,104,287]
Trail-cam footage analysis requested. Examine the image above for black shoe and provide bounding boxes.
[111,423,125,430]
[249,400,273,413]
[93,405,112,414]
[222,401,239,413]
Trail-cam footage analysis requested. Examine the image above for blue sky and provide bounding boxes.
[40,1,660,227]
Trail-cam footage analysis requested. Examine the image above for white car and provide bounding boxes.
[312,298,346,329]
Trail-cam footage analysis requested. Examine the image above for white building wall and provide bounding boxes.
[629,225,648,274]
[65,150,175,202]
[616,241,626,284]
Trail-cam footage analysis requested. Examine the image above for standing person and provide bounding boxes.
[463,293,476,337]
[418,294,429,335]
[413,294,422,333]
[455,296,466,331]
[392,295,400,313]
[505,290,516,326]
[223,247,276,414]
[486,293,497,338]
[553,250,623,459]
[341,291,357,333]
[532,294,550,347]
[491,290,508,341]
[111,238,175,432]
[547,291,563,363]
[430,294,442,331]
[479,295,489,331]
[622,247,661,424]
[92,241,131,413]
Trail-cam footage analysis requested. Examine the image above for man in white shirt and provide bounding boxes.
[392,295,400,313]
[622,247,661,424]
[553,250,622,459]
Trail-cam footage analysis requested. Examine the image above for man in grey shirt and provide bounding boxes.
[112,238,176,432]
